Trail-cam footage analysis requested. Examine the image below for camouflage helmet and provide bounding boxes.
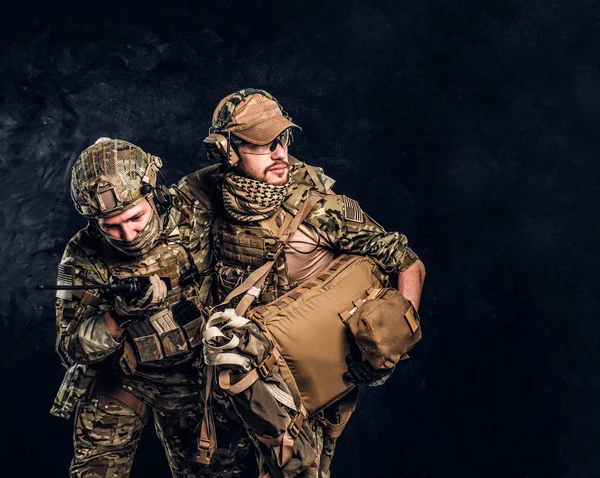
[71,138,162,218]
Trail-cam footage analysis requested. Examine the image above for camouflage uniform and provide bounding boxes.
[195,88,421,477]
[52,140,252,478]
[183,157,419,477]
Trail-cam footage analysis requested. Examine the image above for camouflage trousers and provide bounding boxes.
[252,419,339,478]
[70,362,252,478]
[315,426,338,478]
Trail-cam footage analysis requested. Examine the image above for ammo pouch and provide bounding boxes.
[340,287,422,369]
[126,300,204,364]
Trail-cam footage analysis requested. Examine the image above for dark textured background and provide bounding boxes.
[1,1,597,477]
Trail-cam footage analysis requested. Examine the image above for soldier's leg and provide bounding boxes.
[70,394,147,478]
[316,393,357,478]
[317,432,338,478]
[152,372,253,478]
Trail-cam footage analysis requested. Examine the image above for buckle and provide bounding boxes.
[265,243,284,261]
[257,353,277,379]
[196,449,211,465]
[196,441,212,465]
[287,412,305,438]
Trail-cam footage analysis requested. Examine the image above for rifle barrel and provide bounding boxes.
[37,284,110,290]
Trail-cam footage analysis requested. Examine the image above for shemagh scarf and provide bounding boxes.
[222,173,291,222]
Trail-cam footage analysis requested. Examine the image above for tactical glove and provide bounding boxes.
[343,353,395,387]
[112,274,167,327]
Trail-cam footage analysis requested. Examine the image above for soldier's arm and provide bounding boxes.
[55,238,124,367]
[305,194,420,274]
[397,259,426,311]
[306,193,426,311]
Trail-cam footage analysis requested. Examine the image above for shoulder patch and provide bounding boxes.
[56,264,73,301]
[342,196,364,223]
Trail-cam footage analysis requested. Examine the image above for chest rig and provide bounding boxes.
[107,207,210,365]
[213,183,315,306]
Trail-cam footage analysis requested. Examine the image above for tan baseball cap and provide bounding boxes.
[212,91,302,145]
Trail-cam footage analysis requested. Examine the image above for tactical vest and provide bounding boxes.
[213,183,316,306]
[107,234,209,365]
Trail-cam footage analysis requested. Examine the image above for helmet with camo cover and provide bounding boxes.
[71,137,162,218]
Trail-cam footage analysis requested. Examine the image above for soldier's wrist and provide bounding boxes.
[104,311,127,340]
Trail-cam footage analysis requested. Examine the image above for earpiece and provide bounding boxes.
[141,182,172,216]
[140,183,153,195]
[203,131,240,168]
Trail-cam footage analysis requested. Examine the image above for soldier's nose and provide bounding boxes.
[122,227,138,242]
[271,143,286,160]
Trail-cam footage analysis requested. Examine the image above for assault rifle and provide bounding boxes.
[36,276,156,295]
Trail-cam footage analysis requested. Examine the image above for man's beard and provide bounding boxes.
[239,160,290,185]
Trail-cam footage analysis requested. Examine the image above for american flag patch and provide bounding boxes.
[342,196,364,223]
[56,264,73,301]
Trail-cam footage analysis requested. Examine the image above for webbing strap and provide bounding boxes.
[218,348,283,395]
[217,193,322,316]
[254,410,305,467]
[197,365,216,464]
[219,368,258,394]
[93,383,147,419]
[210,352,250,369]
[318,395,357,438]
[254,427,295,467]
[203,308,253,369]
[405,305,420,333]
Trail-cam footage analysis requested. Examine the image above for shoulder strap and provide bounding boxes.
[218,192,322,316]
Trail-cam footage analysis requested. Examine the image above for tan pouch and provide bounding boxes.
[250,254,388,415]
[342,287,422,369]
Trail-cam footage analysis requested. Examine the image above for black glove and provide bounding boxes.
[343,353,395,387]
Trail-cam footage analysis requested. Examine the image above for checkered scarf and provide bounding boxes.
[222,173,291,222]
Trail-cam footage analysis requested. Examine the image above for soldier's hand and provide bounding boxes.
[112,274,167,325]
[343,353,395,387]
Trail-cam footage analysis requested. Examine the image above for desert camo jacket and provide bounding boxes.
[51,185,212,419]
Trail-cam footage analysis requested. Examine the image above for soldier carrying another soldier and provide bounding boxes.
[189,89,426,478]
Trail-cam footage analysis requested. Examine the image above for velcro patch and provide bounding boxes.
[342,196,364,223]
[56,264,73,301]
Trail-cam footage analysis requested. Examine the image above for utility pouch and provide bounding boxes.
[149,308,189,357]
[173,299,204,348]
[50,363,97,419]
[340,287,422,369]
[128,319,166,363]
[118,341,138,375]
